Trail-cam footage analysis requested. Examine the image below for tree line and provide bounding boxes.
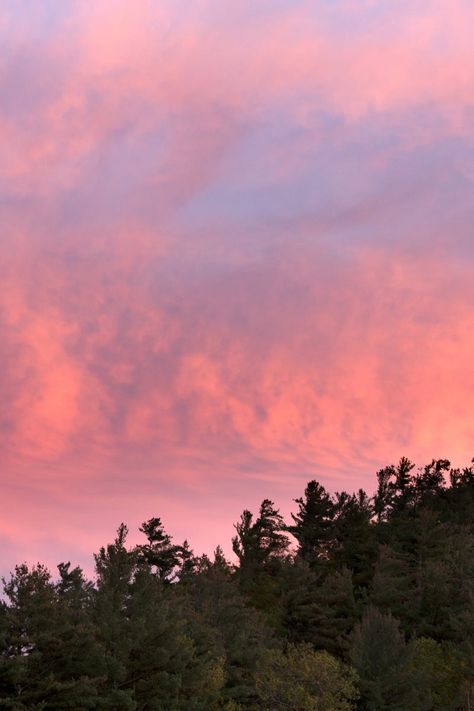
[1,457,474,709]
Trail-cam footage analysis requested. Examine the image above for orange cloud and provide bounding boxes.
[1,0,474,573]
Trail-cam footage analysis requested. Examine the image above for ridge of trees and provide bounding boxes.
[1,456,474,709]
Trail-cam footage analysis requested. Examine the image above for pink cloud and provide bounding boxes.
[2,0,474,196]
[1,0,474,572]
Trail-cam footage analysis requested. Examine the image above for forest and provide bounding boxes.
[1,457,474,710]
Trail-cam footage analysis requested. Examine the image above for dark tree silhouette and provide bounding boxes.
[0,456,473,709]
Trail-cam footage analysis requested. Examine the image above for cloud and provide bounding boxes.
[1,0,474,572]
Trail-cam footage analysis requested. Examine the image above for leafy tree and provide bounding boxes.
[408,637,462,711]
[255,643,358,711]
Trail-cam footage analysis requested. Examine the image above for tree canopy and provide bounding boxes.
[1,456,474,709]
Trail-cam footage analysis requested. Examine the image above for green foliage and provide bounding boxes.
[0,562,106,709]
[2,456,474,709]
[232,499,289,628]
[350,606,415,711]
[408,638,462,710]
[283,563,357,657]
[137,517,185,582]
[333,489,377,588]
[232,499,289,574]
[93,525,226,709]
[288,481,335,566]
[255,643,358,710]
[182,549,274,707]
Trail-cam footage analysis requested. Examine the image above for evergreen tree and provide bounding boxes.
[350,606,424,711]
[0,563,105,709]
[185,548,274,708]
[333,489,377,589]
[415,459,449,504]
[288,481,335,566]
[283,563,357,658]
[93,523,138,709]
[125,568,224,710]
[94,524,225,709]
[1,454,474,710]
[373,457,417,522]
[232,499,289,626]
[392,456,416,512]
[232,499,289,573]
[137,518,184,582]
[177,540,199,581]
[370,544,420,632]
[373,465,397,523]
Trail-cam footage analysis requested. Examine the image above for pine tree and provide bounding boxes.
[370,544,420,632]
[283,562,357,658]
[392,457,416,512]
[350,606,422,711]
[2,454,474,710]
[93,523,137,709]
[94,523,225,709]
[333,489,377,589]
[0,563,105,709]
[373,458,417,523]
[373,465,397,523]
[177,540,199,581]
[125,568,223,710]
[137,517,183,582]
[232,499,289,626]
[232,499,289,574]
[288,480,335,567]
[415,459,449,504]
[185,548,274,708]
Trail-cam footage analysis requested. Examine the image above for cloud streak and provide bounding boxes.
[1,0,474,572]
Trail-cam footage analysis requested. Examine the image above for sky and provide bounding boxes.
[1,0,474,574]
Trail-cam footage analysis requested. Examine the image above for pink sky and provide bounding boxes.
[1,0,474,574]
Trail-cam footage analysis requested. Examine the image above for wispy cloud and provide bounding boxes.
[1,0,473,572]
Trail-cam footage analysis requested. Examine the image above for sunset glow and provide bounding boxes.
[1,0,474,572]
